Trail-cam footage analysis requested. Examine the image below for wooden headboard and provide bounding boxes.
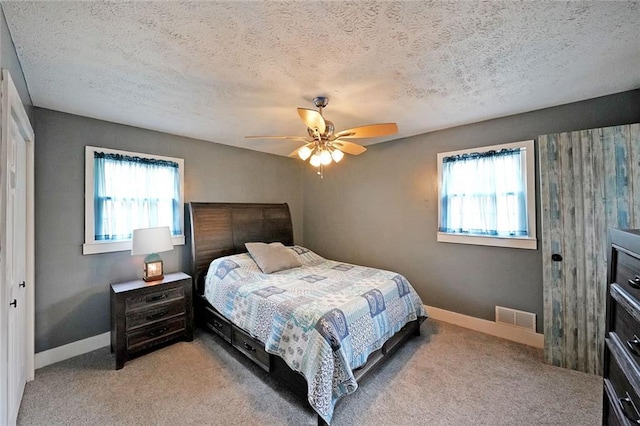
[187,202,294,294]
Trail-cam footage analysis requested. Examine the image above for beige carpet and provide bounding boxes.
[18,320,602,425]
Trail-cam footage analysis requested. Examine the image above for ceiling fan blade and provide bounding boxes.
[297,108,326,134]
[245,135,310,141]
[288,142,314,158]
[333,123,398,139]
[331,140,367,156]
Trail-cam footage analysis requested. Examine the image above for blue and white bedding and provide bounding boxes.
[204,246,427,423]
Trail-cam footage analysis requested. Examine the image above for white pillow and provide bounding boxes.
[245,242,302,274]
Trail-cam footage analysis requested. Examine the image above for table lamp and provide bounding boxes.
[131,226,174,282]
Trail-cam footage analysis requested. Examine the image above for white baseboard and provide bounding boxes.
[34,331,110,369]
[33,307,542,369]
[425,305,544,349]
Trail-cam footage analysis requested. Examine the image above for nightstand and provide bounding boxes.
[110,272,193,369]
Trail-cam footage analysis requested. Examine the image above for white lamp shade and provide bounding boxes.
[131,226,174,255]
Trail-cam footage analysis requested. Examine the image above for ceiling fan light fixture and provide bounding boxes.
[320,150,332,165]
[309,154,321,167]
[298,146,312,161]
[247,96,397,178]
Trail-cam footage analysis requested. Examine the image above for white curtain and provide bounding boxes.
[440,149,527,237]
[94,153,180,241]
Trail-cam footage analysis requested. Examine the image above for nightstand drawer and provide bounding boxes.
[232,325,270,372]
[125,286,184,312]
[127,316,186,352]
[615,251,640,299]
[126,299,186,330]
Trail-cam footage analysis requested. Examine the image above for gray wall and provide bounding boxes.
[0,4,32,120]
[34,108,304,352]
[302,90,640,332]
[30,85,640,351]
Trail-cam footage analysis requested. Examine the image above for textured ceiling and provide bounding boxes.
[3,1,639,156]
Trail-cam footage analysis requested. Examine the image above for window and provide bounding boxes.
[84,146,185,255]
[437,140,536,250]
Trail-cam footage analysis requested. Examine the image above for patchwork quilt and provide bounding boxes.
[204,246,427,423]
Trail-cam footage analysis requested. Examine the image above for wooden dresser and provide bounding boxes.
[111,272,194,369]
[604,229,640,424]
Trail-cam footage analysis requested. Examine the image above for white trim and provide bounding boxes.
[32,308,542,369]
[425,305,544,349]
[436,233,537,250]
[436,139,537,250]
[83,146,185,255]
[25,89,35,382]
[1,70,35,425]
[34,332,110,369]
[83,235,185,255]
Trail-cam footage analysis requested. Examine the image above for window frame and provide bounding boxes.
[83,146,185,255]
[436,139,537,250]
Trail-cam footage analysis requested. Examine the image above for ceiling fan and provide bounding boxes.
[246,97,398,176]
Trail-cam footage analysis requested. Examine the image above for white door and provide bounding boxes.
[0,70,34,425]
[6,116,27,422]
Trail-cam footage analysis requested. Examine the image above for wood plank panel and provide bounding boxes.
[559,131,577,370]
[614,125,631,228]
[631,124,640,227]
[581,129,599,374]
[540,133,564,367]
[539,134,553,364]
[572,131,587,372]
[540,123,640,375]
[592,128,607,375]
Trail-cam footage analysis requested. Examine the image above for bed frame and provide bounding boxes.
[187,202,424,424]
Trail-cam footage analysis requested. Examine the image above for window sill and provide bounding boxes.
[83,235,185,255]
[437,232,537,250]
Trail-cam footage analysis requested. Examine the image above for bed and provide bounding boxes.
[187,202,426,424]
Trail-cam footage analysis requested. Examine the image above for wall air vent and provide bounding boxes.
[495,306,536,332]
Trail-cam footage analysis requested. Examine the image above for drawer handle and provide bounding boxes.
[628,336,640,357]
[146,311,167,321]
[213,320,223,329]
[148,327,168,338]
[619,393,640,424]
[629,276,640,289]
[148,293,168,302]
[242,342,256,352]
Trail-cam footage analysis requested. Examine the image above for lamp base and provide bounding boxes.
[143,254,164,282]
[143,274,164,283]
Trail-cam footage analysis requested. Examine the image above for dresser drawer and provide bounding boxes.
[126,299,185,330]
[614,251,640,299]
[604,379,629,426]
[203,305,232,343]
[125,286,184,312]
[610,293,640,365]
[126,316,186,352]
[232,325,270,372]
[605,341,640,423]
